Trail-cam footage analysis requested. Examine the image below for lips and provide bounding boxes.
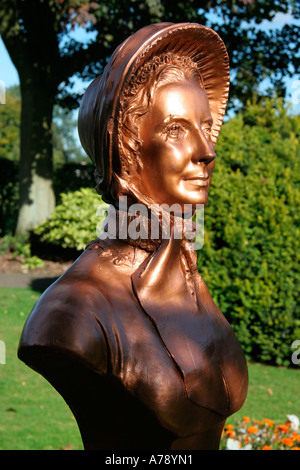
[184,177,209,186]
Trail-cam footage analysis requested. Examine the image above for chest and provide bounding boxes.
[97,268,248,436]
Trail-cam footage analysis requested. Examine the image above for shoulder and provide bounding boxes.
[18,237,147,375]
[18,255,112,375]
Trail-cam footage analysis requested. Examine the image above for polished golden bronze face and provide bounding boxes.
[137,79,216,209]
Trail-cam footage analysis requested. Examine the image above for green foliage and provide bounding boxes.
[198,97,300,366]
[0,233,45,270]
[0,87,20,161]
[0,89,20,232]
[34,188,109,251]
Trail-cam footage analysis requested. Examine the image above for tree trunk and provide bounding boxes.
[15,77,56,235]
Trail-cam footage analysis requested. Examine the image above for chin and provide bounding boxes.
[187,192,209,208]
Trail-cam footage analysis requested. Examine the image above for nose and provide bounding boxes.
[192,128,216,165]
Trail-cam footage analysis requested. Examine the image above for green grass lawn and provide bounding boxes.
[227,362,300,425]
[0,287,83,450]
[0,286,299,450]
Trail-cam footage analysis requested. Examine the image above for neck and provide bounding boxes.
[101,174,200,252]
[101,203,198,254]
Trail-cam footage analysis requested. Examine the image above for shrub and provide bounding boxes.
[34,187,109,251]
[198,97,300,366]
[0,233,46,270]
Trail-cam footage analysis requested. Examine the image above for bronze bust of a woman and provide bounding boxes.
[18,23,248,450]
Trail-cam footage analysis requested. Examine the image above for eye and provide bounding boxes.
[162,122,186,141]
[202,124,212,140]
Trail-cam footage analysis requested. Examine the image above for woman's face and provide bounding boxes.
[137,80,216,210]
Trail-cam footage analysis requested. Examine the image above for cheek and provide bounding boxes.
[172,145,189,168]
[141,138,190,185]
[160,142,190,176]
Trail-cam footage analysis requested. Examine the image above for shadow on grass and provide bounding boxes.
[30,277,59,293]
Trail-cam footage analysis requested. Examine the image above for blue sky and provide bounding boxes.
[0,37,19,87]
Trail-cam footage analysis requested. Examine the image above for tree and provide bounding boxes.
[0,86,82,167]
[0,0,299,233]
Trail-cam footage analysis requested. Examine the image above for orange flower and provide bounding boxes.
[261,419,274,428]
[225,424,234,430]
[277,424,290,433]
[281,437,294,447]
[247,426,259,434]
[292,432,300,442]
[291,447,300,450]
[224,424,235,437]
[262,445,272,450]
[243,416,251,423]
